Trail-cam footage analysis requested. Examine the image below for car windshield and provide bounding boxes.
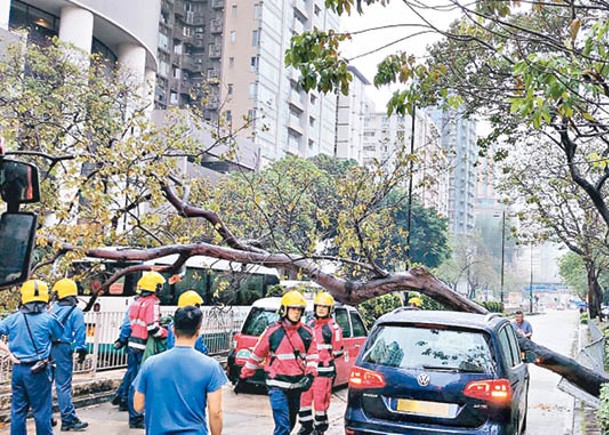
[242,308,279,336]
[241,307,315,336]
[362,324,494,373]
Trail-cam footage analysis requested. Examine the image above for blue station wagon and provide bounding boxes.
[345,309,529,435]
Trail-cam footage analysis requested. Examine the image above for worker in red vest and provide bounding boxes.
[297,291,344,435]
[126,272,167,429]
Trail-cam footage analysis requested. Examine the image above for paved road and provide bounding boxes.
[3,310,579,434]
[524,309,579,435]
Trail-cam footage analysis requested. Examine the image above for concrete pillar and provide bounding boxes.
[0,0,11,31]
[58,6,93,53]
[117,43,146,85]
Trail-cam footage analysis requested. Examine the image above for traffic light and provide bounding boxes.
[0,156,40,288]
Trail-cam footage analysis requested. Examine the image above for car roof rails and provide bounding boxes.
[484,313,502,322]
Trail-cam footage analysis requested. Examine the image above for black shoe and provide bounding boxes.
[51,418,57,427]
[111,395,122,406]
[61,419,89,431]
[129,422,145,429]
[118,403,129,412]
[297,426,313,435]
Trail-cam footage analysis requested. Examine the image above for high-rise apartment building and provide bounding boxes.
[361,111,449,216]
[335,66,374,164]
[156,0,340,166]
[427,107,477,234]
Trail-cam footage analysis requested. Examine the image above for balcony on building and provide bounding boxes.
[207,68,219,81]
[210,18,223,34]
[174,0,185,17]
[184,11,205,26]
[208,44,221,58]
[212,0,224,9]
[292,0,308,18]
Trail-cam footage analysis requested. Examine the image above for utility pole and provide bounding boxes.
[530,243,534,314]
[406,104,416,269]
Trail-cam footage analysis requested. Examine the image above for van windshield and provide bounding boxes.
[242,308,279,336]
[363,325,494,373]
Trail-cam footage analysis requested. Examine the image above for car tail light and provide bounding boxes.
[348,365,386,389]
[464,379,512,403]
[345,429,355,435]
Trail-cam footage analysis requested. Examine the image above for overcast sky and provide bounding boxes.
[340,2,460,111]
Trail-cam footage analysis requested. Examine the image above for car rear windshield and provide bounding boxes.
[362,324,494,373]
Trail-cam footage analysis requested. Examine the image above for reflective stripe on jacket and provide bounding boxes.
[128,294,167,350]
[311,317,344,377]
[241,320,318,389]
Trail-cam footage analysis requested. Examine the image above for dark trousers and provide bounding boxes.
[269,387,302,435]
[11,363,53,435]
[126,347,144,426]
[51,343,78,424]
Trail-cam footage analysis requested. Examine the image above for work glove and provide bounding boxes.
[233,378,247,395]
[295,373,314,392]
[113,338,126,350]
[76,348,87,364]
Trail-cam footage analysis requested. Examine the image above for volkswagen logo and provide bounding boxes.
[417,372,431,387]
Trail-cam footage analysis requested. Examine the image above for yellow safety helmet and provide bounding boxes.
[20,279,49,304]
[279,290,307,317]
[137,271,166,293]
[314,291,334,308]
[408,297,422,307]
[52,278,78,299]
[178,290,203,308]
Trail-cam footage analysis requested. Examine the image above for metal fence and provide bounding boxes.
[0,305,247,384]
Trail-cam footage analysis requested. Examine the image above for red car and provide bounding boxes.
[227,297,368,387]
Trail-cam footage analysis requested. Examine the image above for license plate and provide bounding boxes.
[396,399,451,417]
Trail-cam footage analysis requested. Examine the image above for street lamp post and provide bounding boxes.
[530,243,534,314]
[500,210,505,305]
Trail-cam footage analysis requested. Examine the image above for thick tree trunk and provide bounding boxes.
[88,244,609,398]
[585,260,602,320]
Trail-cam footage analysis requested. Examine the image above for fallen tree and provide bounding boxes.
[82,183,609,399]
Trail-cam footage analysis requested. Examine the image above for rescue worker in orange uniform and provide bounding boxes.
[126,271,168,429]
[297,291,344,435]
[239,291,318,435]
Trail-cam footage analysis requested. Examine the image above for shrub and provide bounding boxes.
[580,312,589,324]
[479,301,504,313]
[358,293,403,328]
[596,383,609,432]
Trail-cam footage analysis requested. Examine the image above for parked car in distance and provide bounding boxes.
[345,310,530,435]
[227,297,368,387]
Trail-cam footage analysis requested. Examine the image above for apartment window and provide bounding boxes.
[248,108,256,121]
[254,3,262,19]
[227,83,233,95]
[309,116,315,128]
[232,4,238,16]
[308,139,314,148]
[252,30,260,46]
[229,57,235,68]
[173,43,182,54]
[310,94,317,104]
[170,92,178,105]
[250,56,258,71]
[230,31,236,43]
[249,83,257,99]
[314,4,321,16]
[173,67,181,79]
[225,110,232,122]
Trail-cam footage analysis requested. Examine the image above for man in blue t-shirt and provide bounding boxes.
[133,306,227,434]
[511,311,533,339]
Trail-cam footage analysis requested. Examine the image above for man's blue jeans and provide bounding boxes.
[11,363,53,435]
[126,347,144,426]
[269,387,302,435]
[51,343,78,424]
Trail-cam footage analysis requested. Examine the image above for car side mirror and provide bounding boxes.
[522,350,537,364]
[0,159,40,206]
[0,212,37,288]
